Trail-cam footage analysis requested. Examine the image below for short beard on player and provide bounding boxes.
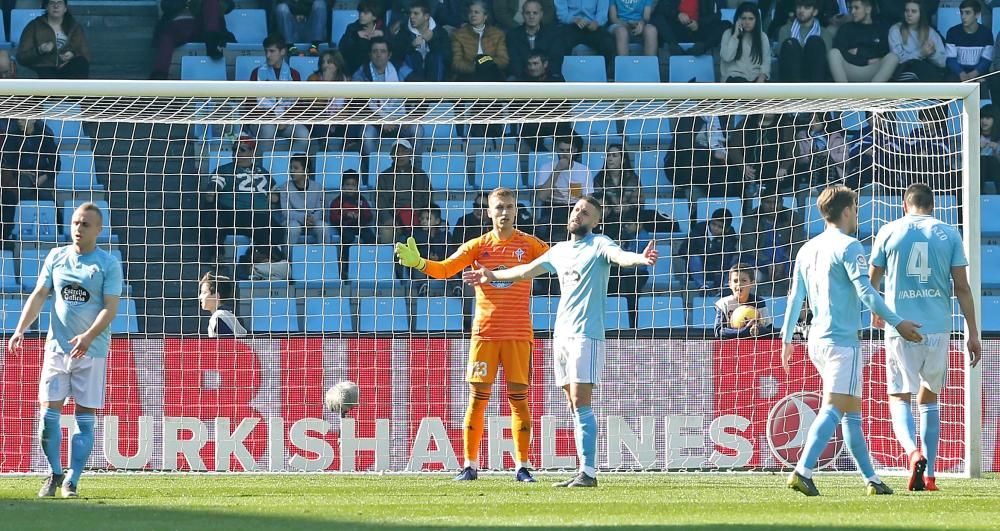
[567,220,591,237]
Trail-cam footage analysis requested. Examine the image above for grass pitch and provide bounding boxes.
[1,473,997,530]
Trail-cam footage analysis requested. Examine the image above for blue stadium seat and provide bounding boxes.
[225,9,268,44]
[358,297,408,332]
[10,9,42,44]
[984,196,1000,236]
[649,243,680,291]
[645,198,689,234]
[304,297,354,332]
[235,55,266,81]
[982,296,1000,332]
[45,103,90,148]
[62,200,118,244]
[263,151,294,186]
[366,151,394,187]
[290,245,342,289]
[316,151,364,189]
[0,251,19,293]
[720,8,736,23]
[531,296,559,330]
[994,10,1000,35]
[1,297,22,333]
[347,245,397,290]
[690,297,717,329]
[574,120,623,149]
[414,298,464,331]
[562,56,607,82]
[289,56,319,76]
[331,9,360,44]
[695,197,743,231]
[624,118,673,148]
[669,55,715,82]
[933,194,959,225]
[605,296,630,330]
[56,151,101,191]
[937,7,974,36]
[983,245,1000,287]
[857,196,903,239]
[769,297,788,329]
[251,297,300,332]
[18,249,45,292]
[0,13,5,42]
[635,150,669,187]
[474,152,521,190]
[441,200,472,229]
[423,153,469,191]
[13,200,60,242]
[614,56,660,83]
[636,295,685,329]
[181,56,227,80]
[111,298,139,333]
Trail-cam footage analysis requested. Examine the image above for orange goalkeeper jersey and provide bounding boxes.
[422,229,548,340]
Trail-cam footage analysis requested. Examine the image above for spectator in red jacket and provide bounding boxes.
[328,170,374,277]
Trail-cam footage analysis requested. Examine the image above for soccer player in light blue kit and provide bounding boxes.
[7,203,123,498]
[869,183,981,492]
[781,185,923,496]
[464,196,658,487]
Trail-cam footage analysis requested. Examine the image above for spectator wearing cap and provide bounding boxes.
[199,135,279,264]
[375,138,431,227]
[679,207,741,292]
[250,34,311,153]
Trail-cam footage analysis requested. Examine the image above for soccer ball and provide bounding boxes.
[730,305,758,328]
[325,381,360,415]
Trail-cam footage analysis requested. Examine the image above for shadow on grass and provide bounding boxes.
[0,498,942,531]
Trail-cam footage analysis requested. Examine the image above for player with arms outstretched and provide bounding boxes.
[7,203,124,498]
[781,185,923,496]
[869,183,981,492]
[395,187,548,482]
[464,196,658,487]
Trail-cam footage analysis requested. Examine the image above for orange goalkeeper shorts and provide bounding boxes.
[467,338,533,385]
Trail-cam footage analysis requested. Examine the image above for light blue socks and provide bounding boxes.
[573,406,598,478]
[795,404,841,478]
[39,408,63,475]
[68,412,96,485]
[920,403,940,477]
[889,399,918,455]
[842,411,878,482]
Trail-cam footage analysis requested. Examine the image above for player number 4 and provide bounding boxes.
[906,242,931,283]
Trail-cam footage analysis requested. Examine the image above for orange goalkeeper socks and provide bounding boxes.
[463,388,491,467]
[508,391,532,466]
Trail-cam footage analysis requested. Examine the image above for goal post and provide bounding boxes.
[0,79,986,477]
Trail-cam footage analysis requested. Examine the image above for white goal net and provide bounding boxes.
[0,80,986,477]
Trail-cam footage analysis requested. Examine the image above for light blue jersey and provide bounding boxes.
[871,214,967,337]
[37,246,124,358]
[782,227,903,347]
[538,233,619,340]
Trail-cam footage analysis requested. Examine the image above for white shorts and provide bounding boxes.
[38,349,108,409]
[553,336,605,387]
[807,344,863,398]
[885,333,950,395]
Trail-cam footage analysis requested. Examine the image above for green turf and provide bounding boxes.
[0,473,997,530]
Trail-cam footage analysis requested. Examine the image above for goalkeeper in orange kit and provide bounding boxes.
[395,188,548,482]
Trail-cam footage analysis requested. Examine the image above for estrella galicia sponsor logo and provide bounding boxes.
[61,284,91,306]
[490,266,513,288]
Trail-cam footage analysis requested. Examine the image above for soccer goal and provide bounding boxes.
[0,79,985,478]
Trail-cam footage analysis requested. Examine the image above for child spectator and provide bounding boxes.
[17,0,91,79]
[273,0,328,50]
[339,1,386,74]
[375,210,398,245]
[679,208,740,291]
[199,271,247,337]
[276,154,330,245]
[391,0,451,81]
[609,0,658,57]
[777,0,833,82]
[451,0,510,81]
[329,170,375,246]
[889,0,947,81]
[945,0,992,82]
[828,0,898,82]
[713,263,773,339]
[980,103,1000,193]
[720,2,770,82]
[250,34,310,153]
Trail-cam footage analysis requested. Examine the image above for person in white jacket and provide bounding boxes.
[275,154,331,245]
[888,0,948,81]
[720,2,771,82]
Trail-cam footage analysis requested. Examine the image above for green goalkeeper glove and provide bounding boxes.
[395,236,426,270]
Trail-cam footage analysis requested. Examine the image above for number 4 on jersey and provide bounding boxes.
[906,242,932,283]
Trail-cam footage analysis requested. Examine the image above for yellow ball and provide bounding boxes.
[730,305,758,328]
